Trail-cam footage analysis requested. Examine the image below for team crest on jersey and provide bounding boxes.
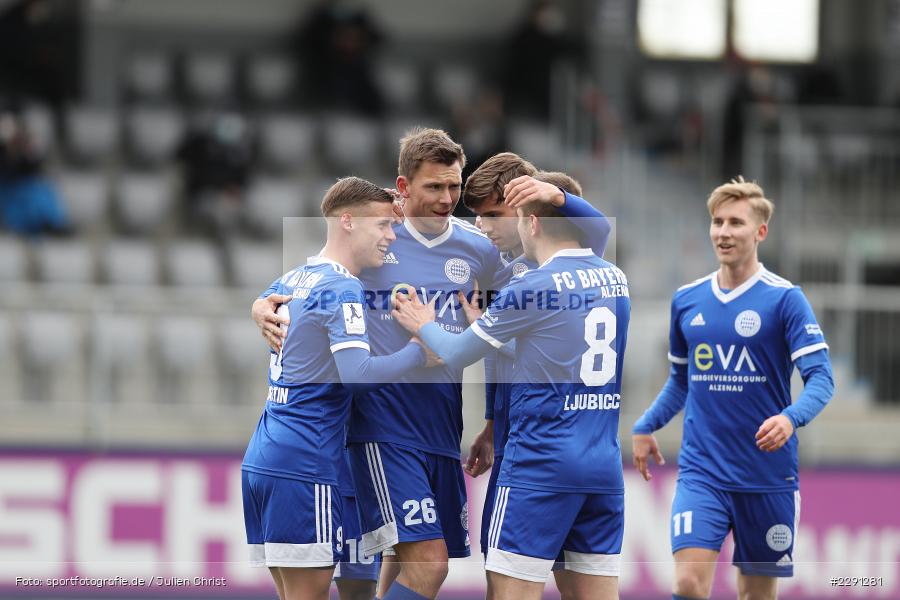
[765,524,792,552]
[444,258,471,284]
[512,262,529,278]
[343,303,365,334]
[735,310,761,337]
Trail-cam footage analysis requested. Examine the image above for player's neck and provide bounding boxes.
[320,243,359,275]
[718,256,761,290]
[535,240,582,266]
[406,214,450,236]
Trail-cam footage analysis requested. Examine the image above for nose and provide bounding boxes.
[385,227,397,242]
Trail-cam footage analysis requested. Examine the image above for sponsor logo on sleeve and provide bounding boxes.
[343,303,365,334]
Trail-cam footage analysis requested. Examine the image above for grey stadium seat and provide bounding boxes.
[432,63,478,110]
[126,52,173,100]
[228,240,282,289]
[321,115,381,171]
[258,113,316,170]
[125,106,185,164]
[218,317,269,404]
[245,178,304,236]
[185,53,235,102]
[376,61,422,113]
[20,311,83,398]
[102,239,160,286]
[56,170,108,229]
[22,102,57,157]
[508,119,564,171]
[246,54,295,105]
[165,240,225,287]
[34,239,95,284]
[95,314,150,369]
[115,171,172,233]
[155,315,213,403]
[64,106,119,163]
[0,235,29,282]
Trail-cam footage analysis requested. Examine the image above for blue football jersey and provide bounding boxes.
[471,248,631,493]
[242,257,370,485]
[490,252,537,457]
[347,217,504,458]
[668,266,828,492]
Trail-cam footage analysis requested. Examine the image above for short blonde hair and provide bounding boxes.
[707,176,774,224]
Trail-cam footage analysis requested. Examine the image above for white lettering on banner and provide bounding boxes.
[165,463,258,584]
[0,462,65,578]
[72,462,161,576]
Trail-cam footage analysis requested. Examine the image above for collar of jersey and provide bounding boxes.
[403,217,454,248]
[539,247,594,268]
[711,263,765,304]
[306,255,355,277]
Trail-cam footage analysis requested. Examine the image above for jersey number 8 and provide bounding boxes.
[580,307,618,387]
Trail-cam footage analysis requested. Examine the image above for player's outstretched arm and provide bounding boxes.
[756,349,834,452]
[631,362,688,480]
[251,293,291,351]
[333,343,427,395]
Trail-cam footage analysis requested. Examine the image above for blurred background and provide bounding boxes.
[1,0,899,598]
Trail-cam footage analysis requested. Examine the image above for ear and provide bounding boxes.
[396,175,410,197]
[340,212,353,231]
[530,213,540,236]
[756,221,768,243]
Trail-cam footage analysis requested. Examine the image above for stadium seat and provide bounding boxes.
[228,240,282,288]
[101,239,160,286]
[184,53,235,102]
[63,105,119,163]
[0,312,11,365]
[33,239,95,284]
[258,113,316,171]
[155,315,213,403]
[20,311,83,402]
[246,54,295,105]
[164,240,225,287]
[217,317,268,404]
[124,106,185,164]
[376,61,423,113]
[245,177,305,236]
[56,170,108,230]
[432,63,479,110]
[95,314,150,369]
[321,114,382,172]
[115,171,172,233]
[21,102,57,157]
[0,235,30,282]
[508,119,565,171]
[125,52,173,100]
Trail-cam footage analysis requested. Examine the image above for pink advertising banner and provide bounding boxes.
[0,450,897,599]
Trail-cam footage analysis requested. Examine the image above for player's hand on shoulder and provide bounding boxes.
[632,433,665,482]
[503,175,565,209]
[251,294,291,352]
[755,414,795,452]
[385,187,405,223]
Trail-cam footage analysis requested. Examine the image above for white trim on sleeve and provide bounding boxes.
[668,352,688,365]
[790,342,829,362]
[330,341,370,353]
[471,322,503,349]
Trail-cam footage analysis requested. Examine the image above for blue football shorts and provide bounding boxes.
[347,441,470,558]
[242,470,341,568]
[671,478,800,577]
[484,485,623,583]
